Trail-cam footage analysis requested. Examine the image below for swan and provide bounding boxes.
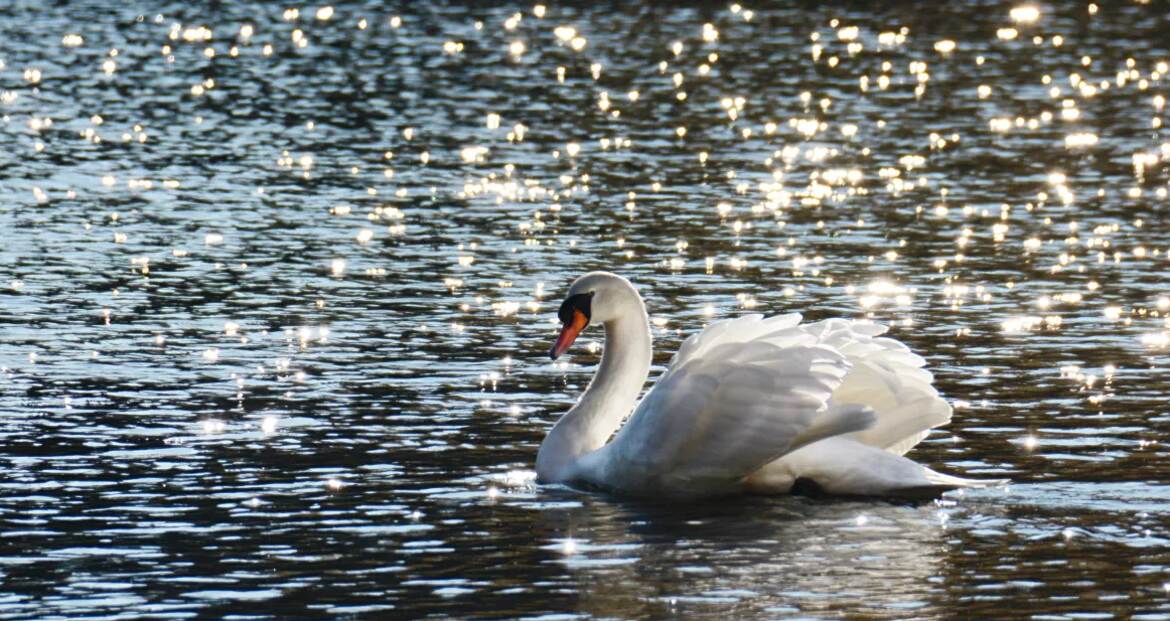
[537,271,1001,499]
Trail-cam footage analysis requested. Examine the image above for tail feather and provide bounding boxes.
[747,436,1007,498]
[921,466,1009,490]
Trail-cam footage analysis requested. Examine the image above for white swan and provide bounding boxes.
[537,272,1001,499]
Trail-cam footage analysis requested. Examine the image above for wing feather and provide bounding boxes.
[592,337,873,495]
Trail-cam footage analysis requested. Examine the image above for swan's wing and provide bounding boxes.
[807,319,953,455]
[674,315,951,456]
[592,323,874,494]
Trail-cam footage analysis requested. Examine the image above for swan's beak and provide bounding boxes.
[550,309,588,359]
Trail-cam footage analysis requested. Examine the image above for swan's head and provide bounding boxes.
[549,272,640,359]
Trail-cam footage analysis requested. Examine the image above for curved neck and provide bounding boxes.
[537,299,652,482]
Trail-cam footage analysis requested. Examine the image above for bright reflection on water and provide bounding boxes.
[3,0,1170,618]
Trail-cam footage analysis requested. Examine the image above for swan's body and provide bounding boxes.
[538,272,1000,499]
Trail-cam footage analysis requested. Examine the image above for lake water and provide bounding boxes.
[3,1,1170,618]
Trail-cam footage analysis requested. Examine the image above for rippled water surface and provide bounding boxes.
[4,1,1170,618]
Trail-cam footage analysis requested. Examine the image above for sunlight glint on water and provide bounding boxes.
[2,1,1170,618]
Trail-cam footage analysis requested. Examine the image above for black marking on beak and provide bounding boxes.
[550,292,594,359]
[557,293,593,325]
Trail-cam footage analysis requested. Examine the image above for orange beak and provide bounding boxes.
[550,309,588,359]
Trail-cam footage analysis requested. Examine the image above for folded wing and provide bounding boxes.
[577,314,875,496]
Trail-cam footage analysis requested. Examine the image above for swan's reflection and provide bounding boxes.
[534,490,948,618]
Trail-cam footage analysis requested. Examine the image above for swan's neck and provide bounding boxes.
[537,301,652,482]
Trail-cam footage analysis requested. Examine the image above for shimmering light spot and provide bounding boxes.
[1010,5,1041,24]
[461,145,489,163]
[1065,133,1098,148]
[554,26,576,42]
[1002,316,1044,333]
[1140,332,1170,349]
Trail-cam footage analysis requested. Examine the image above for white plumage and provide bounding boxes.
[538,272,1002,499]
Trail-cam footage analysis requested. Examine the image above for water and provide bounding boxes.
[2,1,1170,618]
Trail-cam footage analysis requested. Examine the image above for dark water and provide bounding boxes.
[3,1,1170,618]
